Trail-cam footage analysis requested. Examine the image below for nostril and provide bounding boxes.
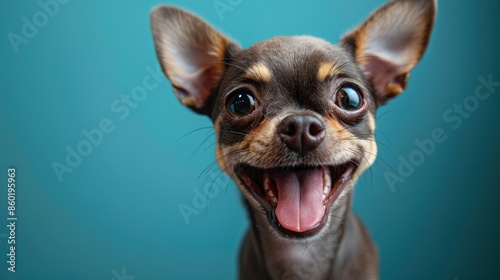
[278,116,301,138]
[308,121,325,137]
[303,115,325,139]
[282,122,297,137]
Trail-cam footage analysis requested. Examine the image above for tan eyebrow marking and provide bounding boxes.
[317,62,336,81]
[244,62,271,82]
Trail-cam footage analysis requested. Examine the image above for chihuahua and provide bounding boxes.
[150,0,436,279]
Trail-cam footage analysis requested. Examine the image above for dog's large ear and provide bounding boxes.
[150,6,239,115]
[342,0,436,105]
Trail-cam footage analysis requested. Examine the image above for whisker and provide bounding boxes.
[376,129,394,150]
[185,131,216,164]
[197,148,250,180]
[345,149,373,188]
[376,110,392,121]
[336,134,392,152]
[331,54,376,73]
[175,126,213,143]
[202,58,253,76]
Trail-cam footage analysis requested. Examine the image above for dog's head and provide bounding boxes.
[151,0,436,237]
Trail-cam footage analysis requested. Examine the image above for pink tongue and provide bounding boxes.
[274,168,326,233]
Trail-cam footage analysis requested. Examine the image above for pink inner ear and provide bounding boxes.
[170,65,221,109]
[342,0,436,104]
[361,54,408,100]
[150,5,235,114]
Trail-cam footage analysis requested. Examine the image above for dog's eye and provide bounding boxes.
[335,86,362,111]
[227,90,256,116]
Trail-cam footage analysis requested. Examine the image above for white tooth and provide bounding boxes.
[264,171,271,192]
[264,172,277,205]
[340,175,347,184]
[323,166,331,198]
[268,190,277,205]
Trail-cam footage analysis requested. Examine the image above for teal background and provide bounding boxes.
[1,0,499,279]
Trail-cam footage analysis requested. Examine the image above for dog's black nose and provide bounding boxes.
[278,114,326,156]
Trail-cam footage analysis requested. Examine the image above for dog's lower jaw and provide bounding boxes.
[239,193,378,280]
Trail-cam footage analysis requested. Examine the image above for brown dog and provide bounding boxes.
[151,0,436,278]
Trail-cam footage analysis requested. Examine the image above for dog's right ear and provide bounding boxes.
[150,6,239,115]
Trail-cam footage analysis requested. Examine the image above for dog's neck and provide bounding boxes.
[239,193,377,280]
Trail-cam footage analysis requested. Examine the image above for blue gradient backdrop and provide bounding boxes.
[1,0,499,279]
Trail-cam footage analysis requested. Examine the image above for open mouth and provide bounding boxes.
[236,161,358,237]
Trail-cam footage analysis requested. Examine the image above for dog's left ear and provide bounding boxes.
[150,6,240,115]
[342,0,437,105]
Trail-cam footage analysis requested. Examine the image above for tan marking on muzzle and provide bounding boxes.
[214,118,229,173]
[219,117,280,170]
[356,113,378,175]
